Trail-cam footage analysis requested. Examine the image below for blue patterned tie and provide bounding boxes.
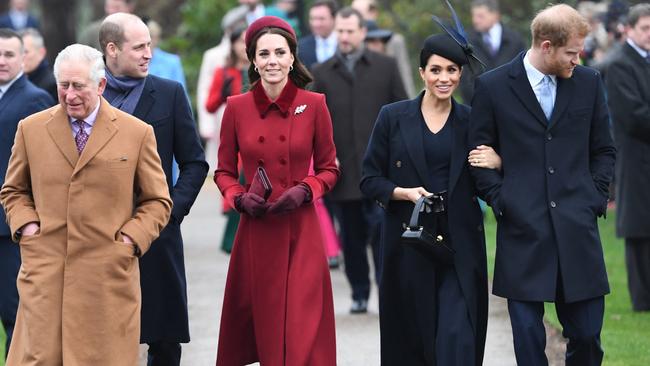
[482,33,496,56]
[539,75,554,121]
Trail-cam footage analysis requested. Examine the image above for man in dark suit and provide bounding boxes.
[0,27,54,357]
[298,0,338,71]
[312,7,407,314]
[469,4,616,365]
[20,28,56,100]
[0,0,39,31]
[605,3,650,312]
[459,0,525,103]
[99,13,208,365]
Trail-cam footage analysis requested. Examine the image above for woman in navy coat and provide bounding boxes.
[214,16,339,365]
[360,34,500,365]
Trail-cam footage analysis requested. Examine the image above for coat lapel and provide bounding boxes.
[447,100,466,197]
[399,94,430,186]
[46,105,80,168]
[330,57,354,85]
[133,76,155,121]
[508,54,548,127]
[548,76,574,129]
[0,75,26,114]
[73,98,118,175]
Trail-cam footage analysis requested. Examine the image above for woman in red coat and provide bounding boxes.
[214,16,339,366]
[205,25,249,254]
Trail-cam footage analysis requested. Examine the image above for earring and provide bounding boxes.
[254,66,259,73]
[289,65,294,71]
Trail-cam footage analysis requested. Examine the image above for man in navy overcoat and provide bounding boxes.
[469,4,615,365]
[0,28,54,356]
[605,3,650,312]
[99,14,208,365]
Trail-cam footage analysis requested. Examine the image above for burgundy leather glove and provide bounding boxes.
[268,184,312,215]
[235,192,269,218]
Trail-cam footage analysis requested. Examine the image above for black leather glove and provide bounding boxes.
[221,76,234,99]
[235,192,269,218]
[268,184,312,215]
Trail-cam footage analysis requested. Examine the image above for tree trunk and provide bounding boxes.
[40,0,78,65]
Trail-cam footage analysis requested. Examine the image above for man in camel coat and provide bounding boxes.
[0,43,172,365]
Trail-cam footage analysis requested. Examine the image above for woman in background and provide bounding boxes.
[206,24,249,254]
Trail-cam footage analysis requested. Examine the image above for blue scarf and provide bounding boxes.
[104,68,146,115]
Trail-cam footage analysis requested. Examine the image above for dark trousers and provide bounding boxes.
[334,199,382,301]
[147,341,182,366]
[0,236,19,357]
[507,296,604,366]
[625,237,650,311]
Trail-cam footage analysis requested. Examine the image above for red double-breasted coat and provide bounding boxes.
[214,80,339,366]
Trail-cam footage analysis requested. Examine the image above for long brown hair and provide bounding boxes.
[246,27,313,89]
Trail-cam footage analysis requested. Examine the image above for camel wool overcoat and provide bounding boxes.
[0,98,172,366]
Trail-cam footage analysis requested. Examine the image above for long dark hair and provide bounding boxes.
[226,24,248,68]
[246,27,313,89]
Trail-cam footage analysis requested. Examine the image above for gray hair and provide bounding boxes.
[18,27,44,49]
[628,3,650,28]
[53,44,106,85]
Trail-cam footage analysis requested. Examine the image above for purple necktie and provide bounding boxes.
[74,120,89,154]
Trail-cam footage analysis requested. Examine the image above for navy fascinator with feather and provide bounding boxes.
[429,0,486,74]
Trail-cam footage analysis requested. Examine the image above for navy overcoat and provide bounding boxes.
[469,53,616,303]
[129,75,208,343]
[361,95,487,365]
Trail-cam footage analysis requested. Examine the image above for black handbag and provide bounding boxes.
[401,195,455,264]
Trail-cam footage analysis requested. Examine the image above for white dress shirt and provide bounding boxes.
[315,33,337,63]
[523,51,557,110]
[69,101,101,138]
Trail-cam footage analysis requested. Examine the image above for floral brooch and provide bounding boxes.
[294,104,307,115]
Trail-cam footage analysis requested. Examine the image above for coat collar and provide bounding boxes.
[133,76,155,120]
[46,97,118,174]
[252,79,298,118]
[507,52,574,129]
[623,41,650,69]
[399,93,467,196]
[0,73,27,113]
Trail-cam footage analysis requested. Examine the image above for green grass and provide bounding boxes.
[484,210,650,365]
[1,323,4,366]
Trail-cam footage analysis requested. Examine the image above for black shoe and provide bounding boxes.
[327,256,340,269]
[350,299,368,314]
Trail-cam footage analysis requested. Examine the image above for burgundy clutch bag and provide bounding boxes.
[248,166,272,200]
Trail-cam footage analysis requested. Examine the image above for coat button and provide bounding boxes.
[281,181,288,188]
[546,133,553,141]
[279,157,287,165]
[548,166,555,174]
[279,135,286,142]
[396,160,402,168]
[258,136,265,143]
[257,159,265,166]
[477,225,483,232]
[550,201,557,208]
